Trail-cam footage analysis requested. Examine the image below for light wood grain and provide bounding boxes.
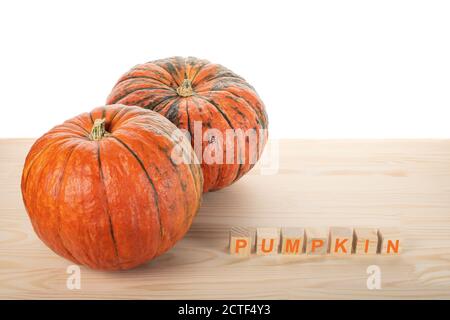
[1,139,450,299]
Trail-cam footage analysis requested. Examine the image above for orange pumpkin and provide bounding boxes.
[21,105,203,270]
[107,57,268,192]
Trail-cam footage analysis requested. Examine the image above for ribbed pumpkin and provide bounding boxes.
[107,57,268,192]
[21,105,203,270]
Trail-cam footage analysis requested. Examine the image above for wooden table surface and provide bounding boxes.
[1,139,450,299]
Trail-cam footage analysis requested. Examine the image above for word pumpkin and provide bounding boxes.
[229,227,401,256]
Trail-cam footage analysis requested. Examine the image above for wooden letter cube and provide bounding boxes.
[281,228,305,255]
[353,228,379,255]
[329,227,353,255]
[378,228,402,255]
[256,228,280,255]
[305,228,328,255]
[229,227,255,256]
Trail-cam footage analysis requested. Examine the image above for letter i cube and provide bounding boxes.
[353,228,379,255]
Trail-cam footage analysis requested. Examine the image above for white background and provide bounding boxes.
[1,0,449,138]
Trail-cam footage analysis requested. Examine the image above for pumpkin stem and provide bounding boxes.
[176,79,194,97]
[90,118,109,141]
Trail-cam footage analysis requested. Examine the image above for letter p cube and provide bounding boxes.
[229,227,254,256]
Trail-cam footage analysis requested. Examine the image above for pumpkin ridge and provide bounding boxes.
[137,63,179,87]
[142,96,175,111]
[119,93,175,113]
[100,107,106,119]
[184,99,191,138]
[201,89,267,129]
[216,96,255,169]
[113,111,167,132]
[194,96,243,189]
[111,87,176,105]
[54,143,81,263]
[174,57,189,78]
[47,128,90,140]
[119,110,177,141]
[189,66,209,85]
[188,61,211,84]
[97,143,121,269]
[109,136,163,240]
[115,76,174,90]
[195,80,254,97]
[153,98,178,117]
[22,137,75,192]
[196,95,233,129]
[57,142,122,267]
[184,99,208,191]
[216,90,264,129]
[107,106,146,132]
[140,108,203,200]
[160,61,182,86]
[64,115,95,135]
[203,74,248,84]
[189,97,221,189]
[208,93,259,184]
[160,99,181,126]
[152,97,177,113]
[25,140,81,263]
[212,106,244,187]
[124,127,192,239]
[122,110,203,201]
[89,112,95,125]
[198,73,245,86]
[207,91,265,166]
[64,121,91,136]
[175,56,188,79]
[140,103,203,199]
[113,79,176,94]
[108,105,130,131]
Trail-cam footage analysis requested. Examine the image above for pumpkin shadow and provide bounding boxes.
[196,177,262,219]
[183,178,261,255]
